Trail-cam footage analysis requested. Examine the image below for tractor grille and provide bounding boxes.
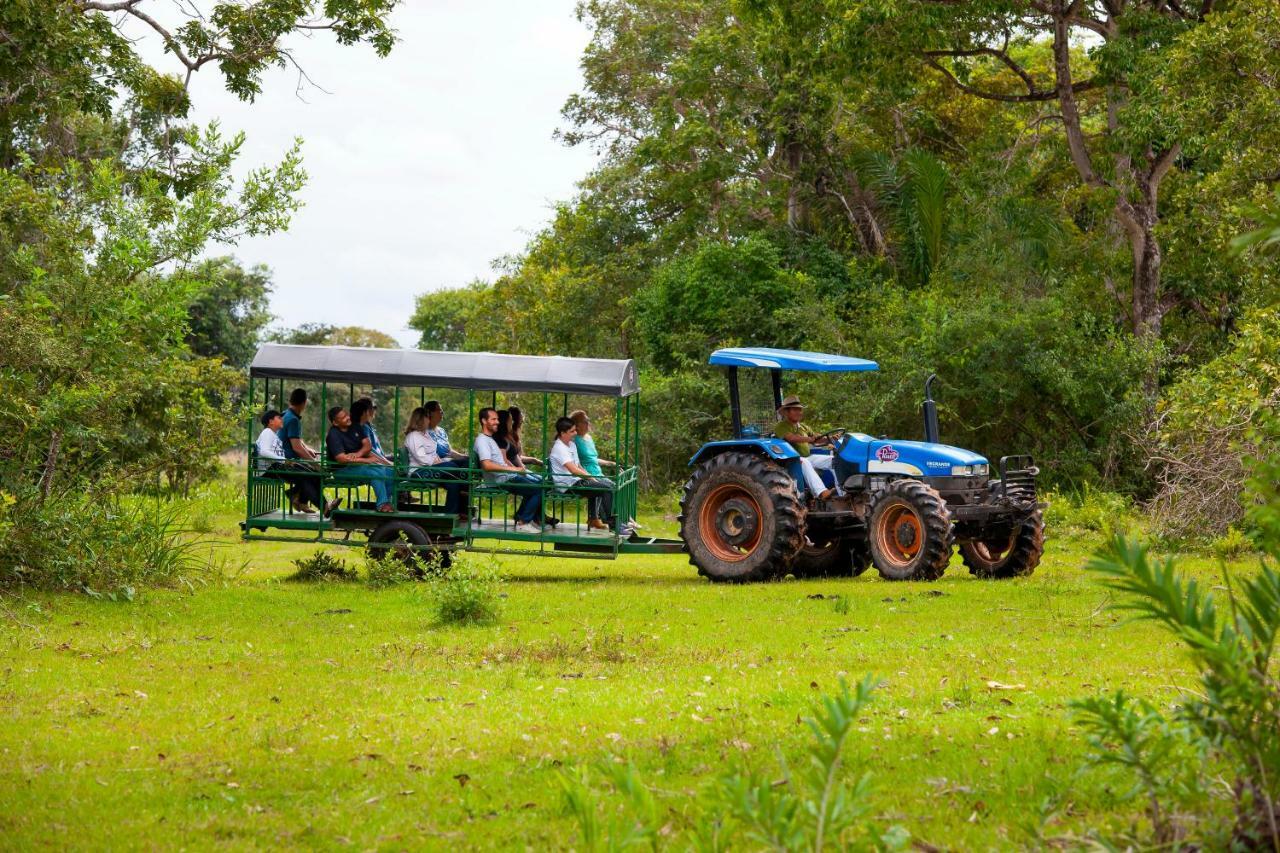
[999,455,1038,506]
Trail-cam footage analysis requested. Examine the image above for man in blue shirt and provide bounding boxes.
[281,388,318,461]
[277,388,337,515]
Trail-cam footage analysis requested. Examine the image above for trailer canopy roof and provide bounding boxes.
[708,347,878,372]
[249,344,640,396]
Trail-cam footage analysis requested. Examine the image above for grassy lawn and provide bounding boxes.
[0,481,1232,850]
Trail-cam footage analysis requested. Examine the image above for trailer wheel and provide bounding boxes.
[679,451,804,582]
[368,520,452,571]
[791,538,871,578]
[868,480,953,581]
[960,511,1043,579]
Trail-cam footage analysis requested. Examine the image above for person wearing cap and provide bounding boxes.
[256,410,338,516]
[775,396,838,501]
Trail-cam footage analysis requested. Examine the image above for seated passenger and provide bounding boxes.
[351,397,392,465]
[326,406,395,513]
[256,410,337,516]
[473,406,543,531]
[549,417,633,535]
[775,395,838,501]
[569,410,615,476]
[404,405,465,518]
[500,406,542,467]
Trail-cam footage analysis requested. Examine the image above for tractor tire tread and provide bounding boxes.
[678,451,804,583]
[868,479,953,582]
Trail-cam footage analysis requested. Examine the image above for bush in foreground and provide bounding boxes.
[1072,454,1280,847]
[427,552,503,625]
[560,677,908,851]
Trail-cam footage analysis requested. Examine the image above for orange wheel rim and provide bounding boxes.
[698,484,763,562]
[972,532,1017,565]
[876,501,924,567]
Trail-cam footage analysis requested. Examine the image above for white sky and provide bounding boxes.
[134,2,597,346]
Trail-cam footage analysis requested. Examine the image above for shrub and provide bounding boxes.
[1043,485,1137,535]
[1073,457,1280,848]
[560,677,908,851]
[428,552,503,625]
[1147,307,1280,539]
[286,550,357,583]
[0,488,211,595]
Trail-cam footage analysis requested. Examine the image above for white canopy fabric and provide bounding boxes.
[249,345,640,396]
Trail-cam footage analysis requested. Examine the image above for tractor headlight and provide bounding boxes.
[951,465,973,477]
[973,463,989,477]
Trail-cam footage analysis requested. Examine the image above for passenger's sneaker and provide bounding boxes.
[513,521,539,533]
[626,518,643,530]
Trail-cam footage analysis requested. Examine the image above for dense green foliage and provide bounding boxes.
[409,0,1278,505]
[181,256,274,369]
[0,1,400,588]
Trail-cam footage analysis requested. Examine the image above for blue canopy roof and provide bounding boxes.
[708,347,879,372]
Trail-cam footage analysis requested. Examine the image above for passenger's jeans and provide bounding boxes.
[263,461,324,509]
[567,478,614,526]
[501,474,543,523]
[411,460,466,514]
[334,464,394,506]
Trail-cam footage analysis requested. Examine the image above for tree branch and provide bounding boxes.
[922,54,1097,103]
[76,0,140,11]
[1051,5,1104,187]
[923,47,1041,95]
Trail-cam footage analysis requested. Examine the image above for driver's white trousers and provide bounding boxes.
[799,453,842,498]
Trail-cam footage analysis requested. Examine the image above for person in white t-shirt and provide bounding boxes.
[473,406,543,530]
[549,416,631,533]
[255,410,336,516]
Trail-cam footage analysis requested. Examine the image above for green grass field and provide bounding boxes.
[0,479,1234,850]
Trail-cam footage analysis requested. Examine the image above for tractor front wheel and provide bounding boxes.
[867,480,953,581]
[680,452,805,582]
[959,511,1044,579]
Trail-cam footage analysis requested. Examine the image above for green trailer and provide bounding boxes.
[240,344,684,562]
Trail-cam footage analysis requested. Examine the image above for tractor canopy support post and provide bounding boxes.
[770,369,782,410]
[727,366,742,438]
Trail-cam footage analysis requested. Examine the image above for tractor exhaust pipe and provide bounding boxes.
[922,374,940,444]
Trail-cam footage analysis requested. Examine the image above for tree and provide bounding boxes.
[874,0,1280,360]
[182,256,274,369]
[0,0,401,505]
[270,324,399,348]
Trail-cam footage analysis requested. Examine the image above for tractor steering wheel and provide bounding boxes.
[814,428,848,447]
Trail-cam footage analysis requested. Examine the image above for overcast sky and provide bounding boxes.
[139,2,598,346]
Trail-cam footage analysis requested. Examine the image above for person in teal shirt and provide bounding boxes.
[569,410,613,477]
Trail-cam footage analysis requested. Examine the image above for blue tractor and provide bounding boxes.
[679,348,1045,582]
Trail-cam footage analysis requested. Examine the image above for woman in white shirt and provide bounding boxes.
[404,406,466,518]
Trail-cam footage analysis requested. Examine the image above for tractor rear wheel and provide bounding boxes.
[679,451,804,582]
[960,511,1044,579]
[867,480,953,581]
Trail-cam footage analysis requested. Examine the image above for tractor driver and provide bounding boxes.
[776,395,839,501]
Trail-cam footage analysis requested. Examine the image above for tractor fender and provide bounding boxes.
[688,439,799,468]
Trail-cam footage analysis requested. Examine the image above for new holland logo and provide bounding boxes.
[875,445,899,462]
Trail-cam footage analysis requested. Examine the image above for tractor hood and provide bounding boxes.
[837,433,987,477]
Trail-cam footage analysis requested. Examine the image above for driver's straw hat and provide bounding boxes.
[778,395,805,410]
